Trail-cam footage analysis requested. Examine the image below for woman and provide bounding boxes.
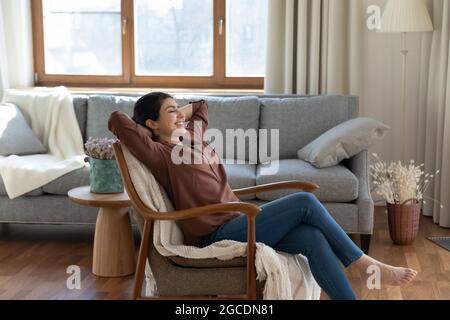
[108,92,417,300]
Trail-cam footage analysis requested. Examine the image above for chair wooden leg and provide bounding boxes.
[133,219,152,299]
[360,234,371,254]
[246,216,257,300]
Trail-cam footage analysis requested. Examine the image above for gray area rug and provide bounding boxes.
[427,237,450,252]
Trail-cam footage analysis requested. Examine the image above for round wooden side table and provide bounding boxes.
[68,186,135,277]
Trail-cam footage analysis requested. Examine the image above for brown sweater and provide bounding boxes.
[108,100,241,246]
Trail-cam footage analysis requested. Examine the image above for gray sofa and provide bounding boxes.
[0,94,374,252]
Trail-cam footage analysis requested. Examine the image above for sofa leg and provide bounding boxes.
[360,234,371,254]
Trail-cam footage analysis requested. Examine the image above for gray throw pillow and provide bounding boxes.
[297,117,389,168]
[0,103,47,156]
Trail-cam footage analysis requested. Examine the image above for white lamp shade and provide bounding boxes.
[380,0,433,33]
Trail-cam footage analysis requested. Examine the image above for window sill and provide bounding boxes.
[67,87,264,96]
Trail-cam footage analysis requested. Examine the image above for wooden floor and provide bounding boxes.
[345,208,450,300]
[1,207,450,300]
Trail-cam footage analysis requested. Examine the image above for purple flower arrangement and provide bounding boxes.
[84,137,116,160]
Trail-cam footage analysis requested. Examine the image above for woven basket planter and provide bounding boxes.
[387,199,421,245]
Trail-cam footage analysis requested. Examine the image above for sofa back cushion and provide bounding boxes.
[72,95,89,142]
[86,95,137,140]
[259,95,358,162]
[81,94,357,163]
[84,94,260,163]
[175,95,260,163]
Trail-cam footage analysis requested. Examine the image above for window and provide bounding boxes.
[226,0,267,77]
[42,0,122,76]
[31,0,268,89]
[134,0,214,76]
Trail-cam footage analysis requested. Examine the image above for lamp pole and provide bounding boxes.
[400,32,408,160]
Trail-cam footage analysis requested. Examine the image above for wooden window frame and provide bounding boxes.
[31,0,264,89]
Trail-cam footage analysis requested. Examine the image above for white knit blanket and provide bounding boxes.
[122,145,321,300]
[0,87,85,199]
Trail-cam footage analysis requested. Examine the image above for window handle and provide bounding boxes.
[122,17,128,35]
[218,17,224,36]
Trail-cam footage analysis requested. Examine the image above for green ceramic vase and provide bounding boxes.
[88,158,124,194]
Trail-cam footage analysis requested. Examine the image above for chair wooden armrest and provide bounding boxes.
[233,180,319,196]
[139,201,260,221]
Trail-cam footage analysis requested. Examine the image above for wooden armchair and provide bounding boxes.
[113,142,319,300]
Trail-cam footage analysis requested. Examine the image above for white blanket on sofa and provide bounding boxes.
[0,87,85,199]
[122,145,321,300]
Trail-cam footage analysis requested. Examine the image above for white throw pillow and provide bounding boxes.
[297,117,389,168]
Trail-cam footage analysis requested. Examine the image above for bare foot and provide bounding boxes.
[354,255,418,286]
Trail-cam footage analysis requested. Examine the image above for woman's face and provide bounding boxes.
[146,98,186,139]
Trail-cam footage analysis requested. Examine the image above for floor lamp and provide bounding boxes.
[379,0,433,159]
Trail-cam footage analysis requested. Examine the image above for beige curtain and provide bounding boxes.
[0,1,9,100]
[265,0,450,227]
[0,0,34,99]
[417,0,450,226]
[264,0,364,95]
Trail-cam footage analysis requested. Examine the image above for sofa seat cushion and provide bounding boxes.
[223,161,256,200]
[0,177,43,196]
[256,159,358,202]
[43,162,256,197]
[42,167,90,195]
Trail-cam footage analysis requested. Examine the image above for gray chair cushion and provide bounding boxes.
[175,96,260,163]
[256,159,358,202]
[42,167,90,195]
[150,241,265,297]
[86,95,137,140]
[0,103,47,156]
[259,95,358,162]
[223,162,256,200]
[168,256,247,268]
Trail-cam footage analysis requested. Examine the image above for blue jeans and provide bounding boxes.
[200,192,364,300]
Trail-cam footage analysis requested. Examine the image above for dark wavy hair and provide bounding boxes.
[132,92,173,126]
